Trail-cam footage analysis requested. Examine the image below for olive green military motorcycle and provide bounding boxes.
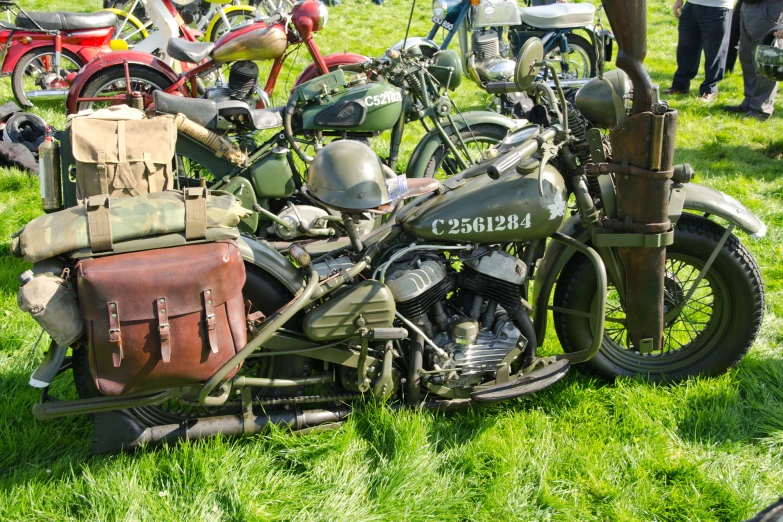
[23,12,766,451]
[149,45,516,241]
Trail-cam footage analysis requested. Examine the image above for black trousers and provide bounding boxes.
[672,2,733,95]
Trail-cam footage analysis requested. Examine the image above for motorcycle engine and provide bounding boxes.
[470,30,516,83]
[386,250,528,386]
[204,61,259,102]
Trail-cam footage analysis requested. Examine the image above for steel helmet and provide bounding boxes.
[574,69,632,129]
[755,26,783,81]
[428,50,463,91]
[308,140,391,212]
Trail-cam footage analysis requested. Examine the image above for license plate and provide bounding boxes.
[432,15,455,31]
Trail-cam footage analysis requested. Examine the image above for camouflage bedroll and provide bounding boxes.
[11,190,252,263]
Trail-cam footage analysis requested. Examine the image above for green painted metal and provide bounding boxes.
[235,235,304,295]
[401,165,567,243]
[303,280,396,341]
[300,80,404,132]
[249,148,297,199]
[219,176,259,234]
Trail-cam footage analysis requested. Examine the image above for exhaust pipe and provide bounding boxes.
[25,89,68,101]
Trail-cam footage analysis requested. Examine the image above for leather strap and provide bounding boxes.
[156,297,171,363]
[86,195,113,253]
[108,301,123,367]
[203,289,218,354]
[184,187,207,240]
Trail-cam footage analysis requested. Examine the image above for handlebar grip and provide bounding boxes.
[487,149,522,179]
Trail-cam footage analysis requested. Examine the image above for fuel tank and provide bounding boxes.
[401,165,568,242]
[300,81,404,132]
[212,22,287,62]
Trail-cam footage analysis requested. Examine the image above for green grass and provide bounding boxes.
[0,0,781,520]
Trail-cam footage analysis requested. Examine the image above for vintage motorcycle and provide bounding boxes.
[65,0,367,114]
[21,3,766,451]
[0,2,130,108]
[400,0,613,88]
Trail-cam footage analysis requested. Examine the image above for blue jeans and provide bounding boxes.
[672,2,732,95]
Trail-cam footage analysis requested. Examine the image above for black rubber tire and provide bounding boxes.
[75,64,173,113]
[553,214,765,382]
[420,123,509,179]
[546,33,596,80]
[11,46,83,108]
[207,10,256,42]
[72,264,300,425]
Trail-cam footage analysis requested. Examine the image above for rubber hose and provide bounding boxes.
[174,113,247,166]
[513,308,538,366]
[284,96,313,163]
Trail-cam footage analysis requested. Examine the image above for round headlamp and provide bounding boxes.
[315,1,328,31]
[432,0,448,18]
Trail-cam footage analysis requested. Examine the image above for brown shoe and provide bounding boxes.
[699,92,718,102]
[663,86,689,95]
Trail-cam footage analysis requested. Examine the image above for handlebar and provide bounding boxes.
[487,126,557,179]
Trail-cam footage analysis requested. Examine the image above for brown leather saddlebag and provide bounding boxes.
[76,240,247,396]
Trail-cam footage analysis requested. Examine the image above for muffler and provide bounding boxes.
[24,89,68,101]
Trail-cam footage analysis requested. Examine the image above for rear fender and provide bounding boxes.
[293,52,369,87]
[405,110,519,178]
[531,181,766,341]
[66,51,185,114]
[236,235,304,296]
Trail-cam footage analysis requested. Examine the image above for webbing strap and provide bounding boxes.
[86,195,113,253]
[114,120,138,193]
[184,187,207,240]
[97,151,109,195]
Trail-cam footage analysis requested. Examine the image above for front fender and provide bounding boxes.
[236,235,304,296]
[204,5,258,42]
[388,37,441,57]
[293,52,369,87]
[531,181,766,342]
[66,51,185,114]
[405,111,519,178]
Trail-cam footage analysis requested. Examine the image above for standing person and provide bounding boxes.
[663,0,734,102]
[727,0,745,73]
[724,0,783,121]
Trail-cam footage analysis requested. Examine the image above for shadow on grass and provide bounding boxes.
[674,144,783,181]
[676,356,783,444]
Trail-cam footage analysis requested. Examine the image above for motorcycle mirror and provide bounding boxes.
[514,38,544,91]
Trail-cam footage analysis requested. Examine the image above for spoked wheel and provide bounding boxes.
[543,33,596,81]
[207,10,257,42]
[553,214,765,381]
[72,265,306,427]
[421,123,508,179]
[11,47,83,108]
[110,9,150,48]
[74,65,173,113]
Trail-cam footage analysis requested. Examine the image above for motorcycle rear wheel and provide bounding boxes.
[74,65,173,113]
[552,214,765,381]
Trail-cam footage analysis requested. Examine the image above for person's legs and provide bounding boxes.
[740,1,783,115]
[671,2,703,91]
[726,0,744,73]
[697,4,732,95]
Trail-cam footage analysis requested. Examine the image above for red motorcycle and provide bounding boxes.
[0,1,120,108]
[66,0,366,114]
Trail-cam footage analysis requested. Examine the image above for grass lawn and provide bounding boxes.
[0,0,782,520]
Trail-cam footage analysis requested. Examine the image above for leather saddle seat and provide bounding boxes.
[15,11,118,31]
[519,3,594,29]
[167,38,215,64]
[153,90,284,131]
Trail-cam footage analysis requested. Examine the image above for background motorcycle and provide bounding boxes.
[66,0,367,114]
[31,37,766,451]
[0,1,126,108]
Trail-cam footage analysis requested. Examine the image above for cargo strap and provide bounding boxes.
[583,161,674,181]
[86,195,113,253]
[156,297,171,363]
[203,289,219,354]
[96,151,109,195]
[114,121,140,195]
[184,187,207,240]
[108,301,123,367]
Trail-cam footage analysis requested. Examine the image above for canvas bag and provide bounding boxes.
[69,106,177,201]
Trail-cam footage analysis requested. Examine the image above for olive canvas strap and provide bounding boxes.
[86,195,113,253]
[184,187,208,240]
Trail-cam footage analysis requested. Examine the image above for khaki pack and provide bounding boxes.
[69,106,177,201]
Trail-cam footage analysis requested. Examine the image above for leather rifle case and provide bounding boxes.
[76,240,247,396]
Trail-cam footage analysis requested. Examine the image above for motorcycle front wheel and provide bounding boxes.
[420,123,509,179]
[552,214,765,381]
[544,33,596,81]
[11,47,83,108]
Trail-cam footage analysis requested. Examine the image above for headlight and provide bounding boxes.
[432,0,448,19]
[316,1,328,31]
